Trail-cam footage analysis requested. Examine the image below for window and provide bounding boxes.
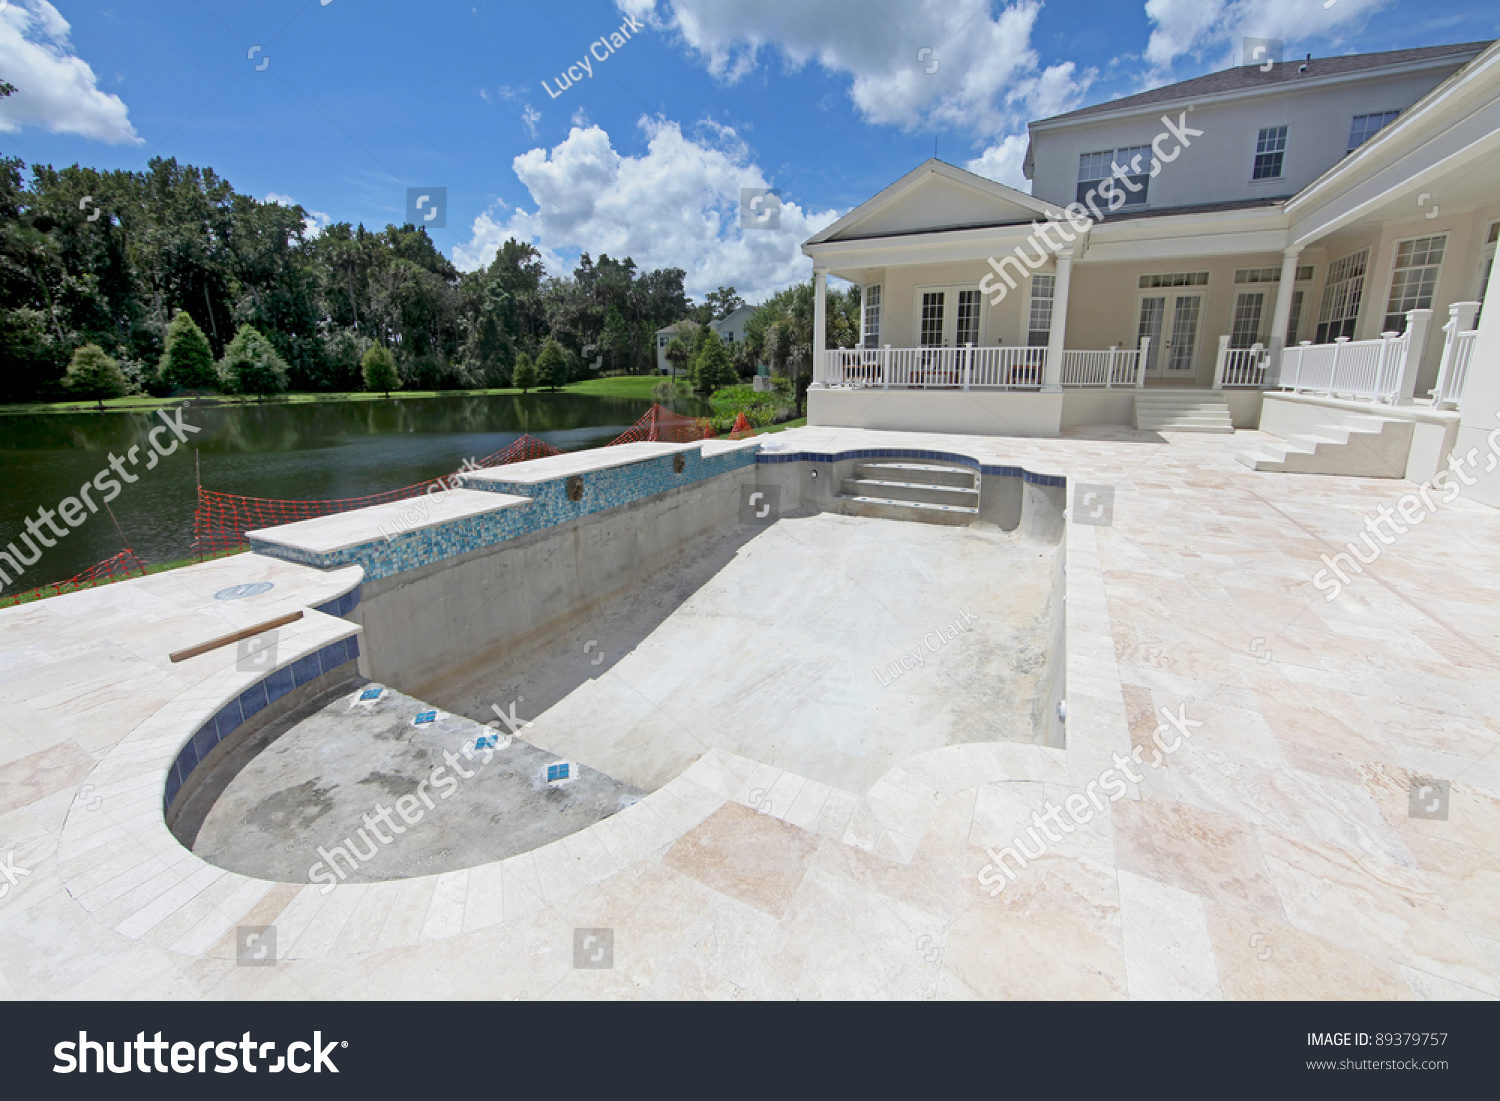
[1138,272,1208,288]
[1383,235,1446,332]
[1347,111,1399,153]
[1253,125,1288,180]
[1076,150,1111,205]
[1110,145,1150,207]
[1286,290,1305,347]
[919,292,945,347]
[1315,248,1368,342]
[1027,275,1055,347]
[956,289,981,347]
[863,284,882,348]
[1230,292,1266,348]
[1076,147,1149,207]
[1235,268,1280,284]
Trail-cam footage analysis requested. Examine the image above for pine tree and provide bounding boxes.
[511,351,538,393]
[219,325,290,399]
[361,345,400,397]
[535,338,569,390]
[158,311,218,391]
[64,343,128,410]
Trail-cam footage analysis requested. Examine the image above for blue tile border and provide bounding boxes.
[756,447,1065,487]
[164,635,359,817]
[313,585,362,618]
[249,447,759,583]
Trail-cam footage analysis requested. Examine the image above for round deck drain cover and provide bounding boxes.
[213,582,274,601]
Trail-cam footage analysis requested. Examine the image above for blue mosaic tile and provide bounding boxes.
[191,723,217,764]
[239,681,269,720]
[265,665,295,704]
[213,699,242,740]
[290,652,322,687]
[756,446,1062,488]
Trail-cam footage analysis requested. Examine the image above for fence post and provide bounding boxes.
[1330,336,1348,395]
[883,344,891,390]
[963,342,972,391]
[1106,345,1117,389]
[1396,308,1433,404]
[1212,334,1230,390]
[1430,302,1479,408]
[1136,336,1149,388]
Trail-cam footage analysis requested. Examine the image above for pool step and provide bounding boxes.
[836,462,979,525]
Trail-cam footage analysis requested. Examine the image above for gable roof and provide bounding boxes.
[1031,41,1491,130]
[803,159,1060,248]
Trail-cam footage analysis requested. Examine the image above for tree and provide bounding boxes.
[663,328,694,376]
[361,344,400,397]
[512,350,537,393]
[158,310,218,391]
[705,286,745,320]
[63,343,127,410]
[219,324,290,399]
[535,338,569,390]
[691,328,736,395]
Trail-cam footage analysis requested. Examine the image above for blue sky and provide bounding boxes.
[1,0,1497,302]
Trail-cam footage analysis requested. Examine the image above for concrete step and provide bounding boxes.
[834,494,978,526]
[1133,393,1234,434]
[1236,414,1411,477]
[840,477,979,508]
[855,462,975,488]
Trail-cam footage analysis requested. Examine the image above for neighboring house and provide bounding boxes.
[654,305,763,374]
[802,38,1500,460]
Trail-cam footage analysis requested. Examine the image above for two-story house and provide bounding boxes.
[802,39,1500,449]
[655,305,761,374]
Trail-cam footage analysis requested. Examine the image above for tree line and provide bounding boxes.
[0,145,862,408]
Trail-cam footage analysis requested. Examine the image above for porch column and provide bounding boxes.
[810,270,828,388]
[1042,249,1074,392]
[1266,245,1302,387]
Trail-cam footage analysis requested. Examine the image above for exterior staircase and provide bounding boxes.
[836,462,978,525]
[1235,413,1414,476]
[1132,392,1235,433]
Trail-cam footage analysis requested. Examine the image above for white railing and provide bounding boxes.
[1212,337,1270,388]
[821,345,1047,389]
[1277,332,1410,403]
[1060,338,1149,388]
[1430,301,1483,409]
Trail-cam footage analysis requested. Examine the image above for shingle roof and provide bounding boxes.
[1034,41,1492,128]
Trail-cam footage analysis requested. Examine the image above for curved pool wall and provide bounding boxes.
[163,585,363,838]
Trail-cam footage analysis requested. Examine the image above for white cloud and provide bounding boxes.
[1143,0,1395,71]
[625,0,1092,136]
[0,0,139,143]
[265,192,332,237]
[963,133,1030,190]
[453,116,840,303]
[521,104,540,137]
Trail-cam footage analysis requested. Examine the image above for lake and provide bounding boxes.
[0,391,709,592]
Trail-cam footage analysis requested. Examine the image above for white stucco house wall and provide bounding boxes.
[802,38,1500,475]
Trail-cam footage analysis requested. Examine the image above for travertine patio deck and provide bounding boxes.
[1,423,1496,1000]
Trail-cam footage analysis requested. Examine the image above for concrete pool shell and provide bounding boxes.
[10,423,1500,1000]
[171,438,1068,886]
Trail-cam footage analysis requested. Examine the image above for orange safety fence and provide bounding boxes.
[193,432,566,557]
[0,549,148,608]
[607,403,717,445]
[728,412,754,440]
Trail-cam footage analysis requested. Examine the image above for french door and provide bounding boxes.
[1137,291,1204,378]
[916,285,984,385]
